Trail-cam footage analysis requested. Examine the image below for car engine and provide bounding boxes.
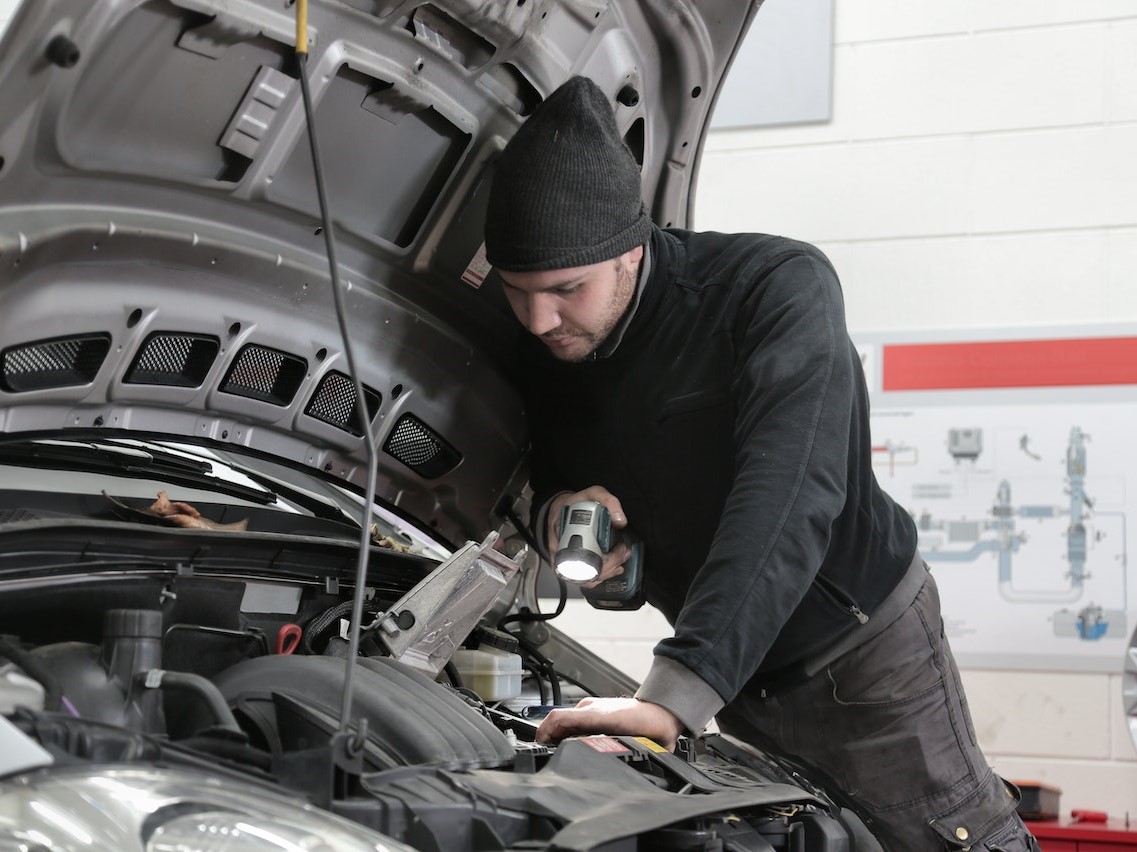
[0,516,879,851]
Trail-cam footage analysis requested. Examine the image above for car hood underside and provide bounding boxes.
[0,0,759,544]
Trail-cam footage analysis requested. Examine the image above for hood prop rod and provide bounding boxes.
[294,0,379,752]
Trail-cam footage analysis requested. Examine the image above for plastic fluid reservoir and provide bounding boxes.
[1,664,46,713]
[450,645,523,702]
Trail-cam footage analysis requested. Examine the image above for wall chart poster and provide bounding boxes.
[854,329,1137,672]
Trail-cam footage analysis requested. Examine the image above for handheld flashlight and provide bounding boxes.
[554,500,645,610]
[554,500,611,583]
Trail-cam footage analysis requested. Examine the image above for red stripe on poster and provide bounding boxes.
[882,337,1137,391]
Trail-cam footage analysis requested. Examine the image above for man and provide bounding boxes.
[485,75,1038,851]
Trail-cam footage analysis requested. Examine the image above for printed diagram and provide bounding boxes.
[875,423,1130,644]
[860,333,1137,668]
[871,439,918,477]
[947,428,982,462]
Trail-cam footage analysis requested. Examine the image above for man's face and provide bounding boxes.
[498,245,644,363]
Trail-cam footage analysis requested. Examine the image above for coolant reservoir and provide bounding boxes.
[0,664,45,713]
[451,628,524,702]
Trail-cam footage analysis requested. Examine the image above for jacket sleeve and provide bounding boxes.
[646,250,857,716]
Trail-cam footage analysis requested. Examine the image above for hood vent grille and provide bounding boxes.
[221,344,307,405]
[304,372,381,437]
[1,334,111,392]
[383,413,461,479]
[125,332,219,387]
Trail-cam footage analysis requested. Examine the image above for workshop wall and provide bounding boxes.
[690,0,1137,822]
[694,2,1137,335]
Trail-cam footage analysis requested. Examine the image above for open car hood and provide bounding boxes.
[0,0,760,544]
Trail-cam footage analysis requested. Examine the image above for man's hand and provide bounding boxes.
[535,697,684,752]
[547,486,631,586]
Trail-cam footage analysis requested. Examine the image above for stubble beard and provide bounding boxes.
[545,258,637,363]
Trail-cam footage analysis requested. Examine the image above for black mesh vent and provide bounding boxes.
[220,344,307,406]
[125,332,219,387]
[304,371,381,436]
[1,334,110,392]
[382,412,461,478]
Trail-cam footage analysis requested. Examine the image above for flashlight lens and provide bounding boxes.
[556,558,600,583]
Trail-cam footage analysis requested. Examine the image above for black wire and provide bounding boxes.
[498,504,567,627]
[301,599,384,655]
[547,667,596,697]
[493,506,568,701]
[538,656,562,706]
[296,50,380,735]
[502,504,542,555]
[511,633,562,706]
[528,665,548,705]
[442,661,463,689]
[301,600,352,654]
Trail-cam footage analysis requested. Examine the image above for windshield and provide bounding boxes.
[0,433,450,561]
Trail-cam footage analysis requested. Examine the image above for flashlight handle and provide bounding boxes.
[582,532,645,610]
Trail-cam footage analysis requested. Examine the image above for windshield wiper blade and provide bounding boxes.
[0,440,278,505]
[232,469,362,529]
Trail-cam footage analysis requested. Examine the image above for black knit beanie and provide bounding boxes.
[485,76,651,272]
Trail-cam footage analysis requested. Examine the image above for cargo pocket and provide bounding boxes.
[929,776,1029,850]
[980,818,1042,852]
[819,591,963,812]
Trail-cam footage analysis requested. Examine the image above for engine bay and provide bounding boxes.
[0,523,878,851]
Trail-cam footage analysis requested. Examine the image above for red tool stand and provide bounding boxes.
[1029,812,1137,851]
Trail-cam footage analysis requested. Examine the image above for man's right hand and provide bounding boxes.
[547,486,631,587]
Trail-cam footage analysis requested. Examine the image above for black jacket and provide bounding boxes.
[520,226,917,705]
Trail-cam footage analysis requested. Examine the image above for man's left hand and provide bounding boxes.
[535,696,684,751]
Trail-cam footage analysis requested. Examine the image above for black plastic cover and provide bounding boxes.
[213,654,515,771]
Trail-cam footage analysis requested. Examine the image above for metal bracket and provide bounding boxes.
[373,531,522,676]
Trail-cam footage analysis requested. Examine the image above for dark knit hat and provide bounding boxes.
[485,76,651,272]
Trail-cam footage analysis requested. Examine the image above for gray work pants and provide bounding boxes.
[717,568,1041,851]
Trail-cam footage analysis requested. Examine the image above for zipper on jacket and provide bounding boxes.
[814,574,870,624]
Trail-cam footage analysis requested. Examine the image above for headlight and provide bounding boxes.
[0,767,414,852]
[146,810,377,852]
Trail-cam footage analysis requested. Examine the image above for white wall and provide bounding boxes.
[695,1,1137,336]
[560,0,1137,822]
